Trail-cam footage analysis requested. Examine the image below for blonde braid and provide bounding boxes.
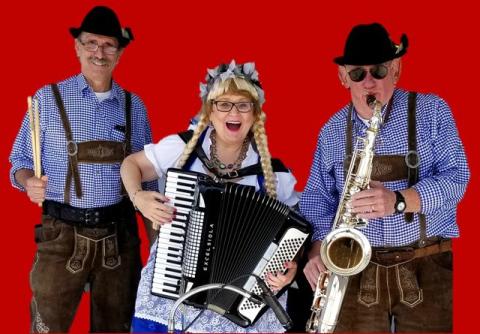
[176,107,210,169]
[252,111,277,198]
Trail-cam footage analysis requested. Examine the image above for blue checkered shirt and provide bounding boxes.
[9,74,157,208]
[300,89,470,247]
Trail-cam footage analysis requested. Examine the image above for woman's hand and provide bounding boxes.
[266,261,297,292]
[134,191,176,230]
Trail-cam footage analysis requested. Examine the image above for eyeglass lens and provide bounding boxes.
[348,65,389,82]
[81,40,118,54]
[214,101,253,113]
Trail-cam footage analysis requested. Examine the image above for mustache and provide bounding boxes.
[88,57,109,65]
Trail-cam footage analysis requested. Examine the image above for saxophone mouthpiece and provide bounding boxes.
[366,95,376,108]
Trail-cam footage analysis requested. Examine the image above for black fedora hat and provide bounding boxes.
[69,6,134,48]
[334,23,408,65]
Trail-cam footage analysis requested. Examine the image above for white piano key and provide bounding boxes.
[152,273,180,285]
[170,198,194,207]
[153,266,182,276]
[152,282,180,294]
[173,215,187,221]
[156,240,183,250]
[152,275,181,283]
[166,183,195,192]
[164,192,195,201]
[156,243,183,253]
[152,290,180,299]
[167,170,198,180]
[158,234,184,243]
[171,221,187,228]
[159,225,185,235]
[155,258,182,270]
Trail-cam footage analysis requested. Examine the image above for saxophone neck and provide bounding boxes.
[366,95,383,130]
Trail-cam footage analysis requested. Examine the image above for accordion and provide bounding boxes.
[151,168,311,327]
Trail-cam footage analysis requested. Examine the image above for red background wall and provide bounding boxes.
[0,0,477,332]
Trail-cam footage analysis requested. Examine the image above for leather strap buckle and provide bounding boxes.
[66,140,78,156]
[405,150,420,168]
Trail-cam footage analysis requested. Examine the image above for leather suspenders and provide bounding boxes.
[51,83,132,203]
[345,92,427,245]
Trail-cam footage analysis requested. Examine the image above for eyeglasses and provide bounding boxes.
[212,101,254,113]
[78,40,119,55]
[347,64,389,82]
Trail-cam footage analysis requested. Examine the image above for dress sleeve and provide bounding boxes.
[144,134,186,179]
[275,171,300,207]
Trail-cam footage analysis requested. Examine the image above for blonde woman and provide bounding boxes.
[121,61,299,332]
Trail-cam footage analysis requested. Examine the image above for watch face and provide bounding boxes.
[397,202,406,212]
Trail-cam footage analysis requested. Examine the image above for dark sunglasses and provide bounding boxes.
[347,64,389,82]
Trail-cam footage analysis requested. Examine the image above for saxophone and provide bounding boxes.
[306,95,383,333]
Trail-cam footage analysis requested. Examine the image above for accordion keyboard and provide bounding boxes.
[151,170,198,298]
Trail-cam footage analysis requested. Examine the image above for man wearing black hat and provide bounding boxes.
[9,6,156,332]
[300,23,469,332]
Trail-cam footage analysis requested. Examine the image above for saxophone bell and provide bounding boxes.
[320,227,371,276]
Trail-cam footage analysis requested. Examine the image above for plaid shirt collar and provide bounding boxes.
[75,74,122,101]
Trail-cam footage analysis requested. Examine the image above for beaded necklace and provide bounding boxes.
[209,129,249,174]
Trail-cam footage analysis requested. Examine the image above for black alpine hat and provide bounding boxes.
[69,6,133,48]
[334,23,408,66]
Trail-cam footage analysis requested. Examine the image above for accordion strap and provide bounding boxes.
[177,130,289,179]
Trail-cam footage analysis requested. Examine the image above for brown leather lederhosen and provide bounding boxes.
[50,83,133,272]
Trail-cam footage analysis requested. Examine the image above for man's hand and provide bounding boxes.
[25,175,48,204]
[303,240,327,290]
[350,180,396,219]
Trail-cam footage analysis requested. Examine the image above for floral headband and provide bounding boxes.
[199,60,265,105]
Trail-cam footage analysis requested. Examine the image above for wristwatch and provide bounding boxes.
[394,191,406,214]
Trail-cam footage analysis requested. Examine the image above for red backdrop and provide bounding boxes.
[1,0,477,332]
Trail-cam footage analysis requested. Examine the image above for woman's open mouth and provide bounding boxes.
[226,121,241,131]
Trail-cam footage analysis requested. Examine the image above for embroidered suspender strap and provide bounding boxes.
[406,92,427,246]
[51,83,83,203]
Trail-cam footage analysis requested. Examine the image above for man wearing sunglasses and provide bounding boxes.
[300,23,469,332]
[9,6,157,332]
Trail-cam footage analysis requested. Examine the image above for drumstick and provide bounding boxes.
[27,96,37,169]
[33,98,41,178]
[27,96,42,207]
